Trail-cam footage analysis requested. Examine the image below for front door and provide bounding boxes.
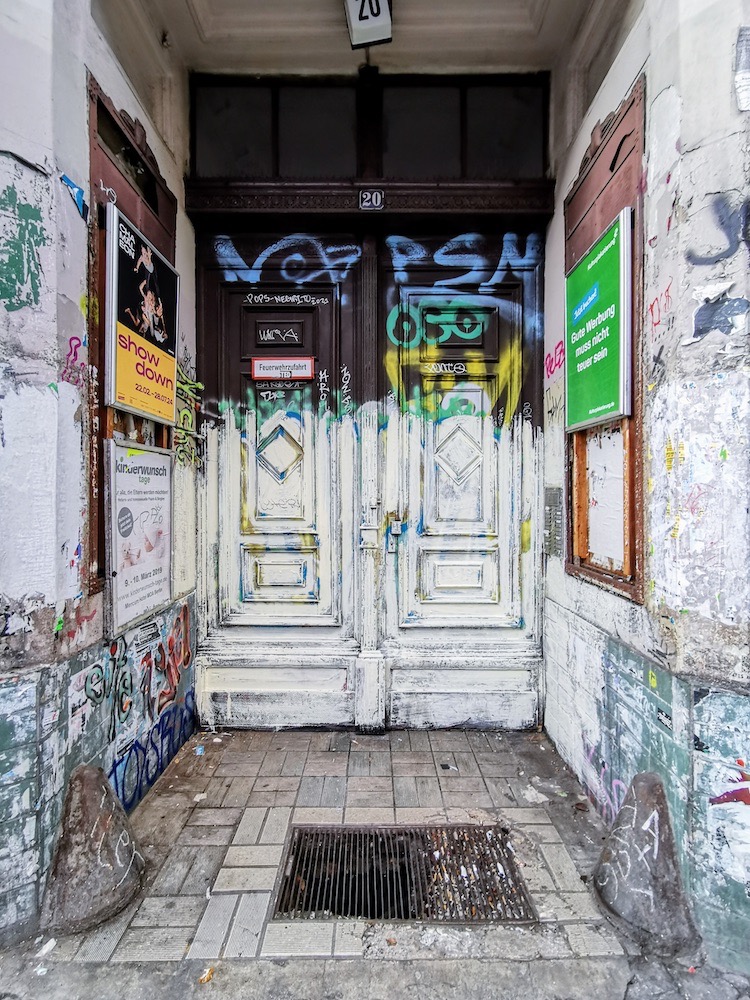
[198,231,543,730]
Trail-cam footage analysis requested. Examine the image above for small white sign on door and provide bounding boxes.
[252,357,315,380]
[343,0,392,48]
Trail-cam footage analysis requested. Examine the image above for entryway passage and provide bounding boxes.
[198,232,544,731]
[35,729,627,966]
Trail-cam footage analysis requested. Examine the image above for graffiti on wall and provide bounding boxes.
[0,182,48,312]
[174,361,204,468]
[67,599,195,811]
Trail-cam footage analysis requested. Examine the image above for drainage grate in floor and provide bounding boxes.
[274,825,537,923]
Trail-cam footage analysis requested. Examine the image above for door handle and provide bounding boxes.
[387,514,402,553]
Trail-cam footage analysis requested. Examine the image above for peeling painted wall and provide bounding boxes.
[545,0,750,975]
[0,0,198,942]
[0,596,195,937]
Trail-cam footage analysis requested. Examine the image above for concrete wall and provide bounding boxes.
[544,0,750,974]
[0,0,198,940]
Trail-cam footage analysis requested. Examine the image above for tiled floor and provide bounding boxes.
[49,729,629,964]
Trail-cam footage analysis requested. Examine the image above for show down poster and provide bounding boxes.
[108,441,173,635]
[106,204,179,424]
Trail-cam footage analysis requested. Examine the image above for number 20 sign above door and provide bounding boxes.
[344,0,392,48]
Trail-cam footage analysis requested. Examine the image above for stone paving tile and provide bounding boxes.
[187,893,238,960]
[261,921,335,957]
[565,923,625,957]
[442,790,495,808]
[252,775,301,793]
[434,752,457,771]
[540,843,588,892]
[232,808,267,845]
[347,752,369,776]
[395,807,447,823]
[309,732,332,751]
[452,751,482,776]
[297,775,324,805]
[415,776,443,807]
[346,776,392,792]
[369,752,393,776]
[392,751,434,764]
[111,926,191,962]
[259,806,292,843]
[181,846,226,895]
[344,807,395,824]
[220,751,266,764]
[389,731,411,751]
[466,730,493,752]
[304,752,348,776]
[444,807,499,825]
[320,775,347,806]
[247,790,297,807]
[330,731,352,752]
[214,867,278,892]
[214,762,263,778]
[407,730,431,751]
[218,776,253,808]
[148,848,197,895]
[429,731,472,751]
[132,895,206,927]
[535,891,603,923]
[292,807,344,824]
[438,777,487,793]
[281,751,308,775]
[73,900,140,962]
[225,844,284,867]
[346,789,395,807]
[259,752,290,776]
[130,802,192,847]
[485,778,517,807]
[476,754,521,777]
[393,775,417,807]
[224,892,271,958]
[177,824,235,846]
[392,760,436,776]
[333,921,366,957]
[350,734,390,751]
[187,807,242,826]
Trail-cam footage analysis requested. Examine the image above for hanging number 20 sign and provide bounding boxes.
[343,0,392,48]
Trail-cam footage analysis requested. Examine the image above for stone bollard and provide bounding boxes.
[40,765,145,934]
[593,771,700,955]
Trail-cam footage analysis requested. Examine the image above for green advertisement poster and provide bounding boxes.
[565,208,632,431]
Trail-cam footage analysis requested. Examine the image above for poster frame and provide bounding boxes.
[105,439,174,637]
[564,207,632,433]
[105,203,179,426]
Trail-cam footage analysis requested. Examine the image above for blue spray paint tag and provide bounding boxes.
[194,745,205,756]
[61,174,89,221]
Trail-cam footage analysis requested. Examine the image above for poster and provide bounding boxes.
[564,208,632,431]
[108,441,172,635]
[105,204,179,424]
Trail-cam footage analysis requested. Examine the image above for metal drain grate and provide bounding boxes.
[274,825,537,923]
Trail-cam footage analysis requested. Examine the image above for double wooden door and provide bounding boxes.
[199,231,543,730]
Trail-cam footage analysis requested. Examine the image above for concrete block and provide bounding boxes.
[334,921,366,957]
[261,920,334,957]
[187,807,241,826]
[132,895,206,927]
[259,807,292,843]
[41,766,145,934]
[232,808,267,845]
[225,844,284,867]
[593,772,699,956]
[111,926,191,962]
[214,867,278,892]
[540,843,586,892]
[187,893,237,960]
[223,892,271,958]
[565,923,625,957]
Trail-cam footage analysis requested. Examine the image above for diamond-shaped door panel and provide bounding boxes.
[434,425,483,485]
[256,424,304,483]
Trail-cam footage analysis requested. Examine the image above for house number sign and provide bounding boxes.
[359,189,385,211]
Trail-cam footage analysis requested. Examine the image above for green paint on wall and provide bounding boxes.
[0,184,48,311]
